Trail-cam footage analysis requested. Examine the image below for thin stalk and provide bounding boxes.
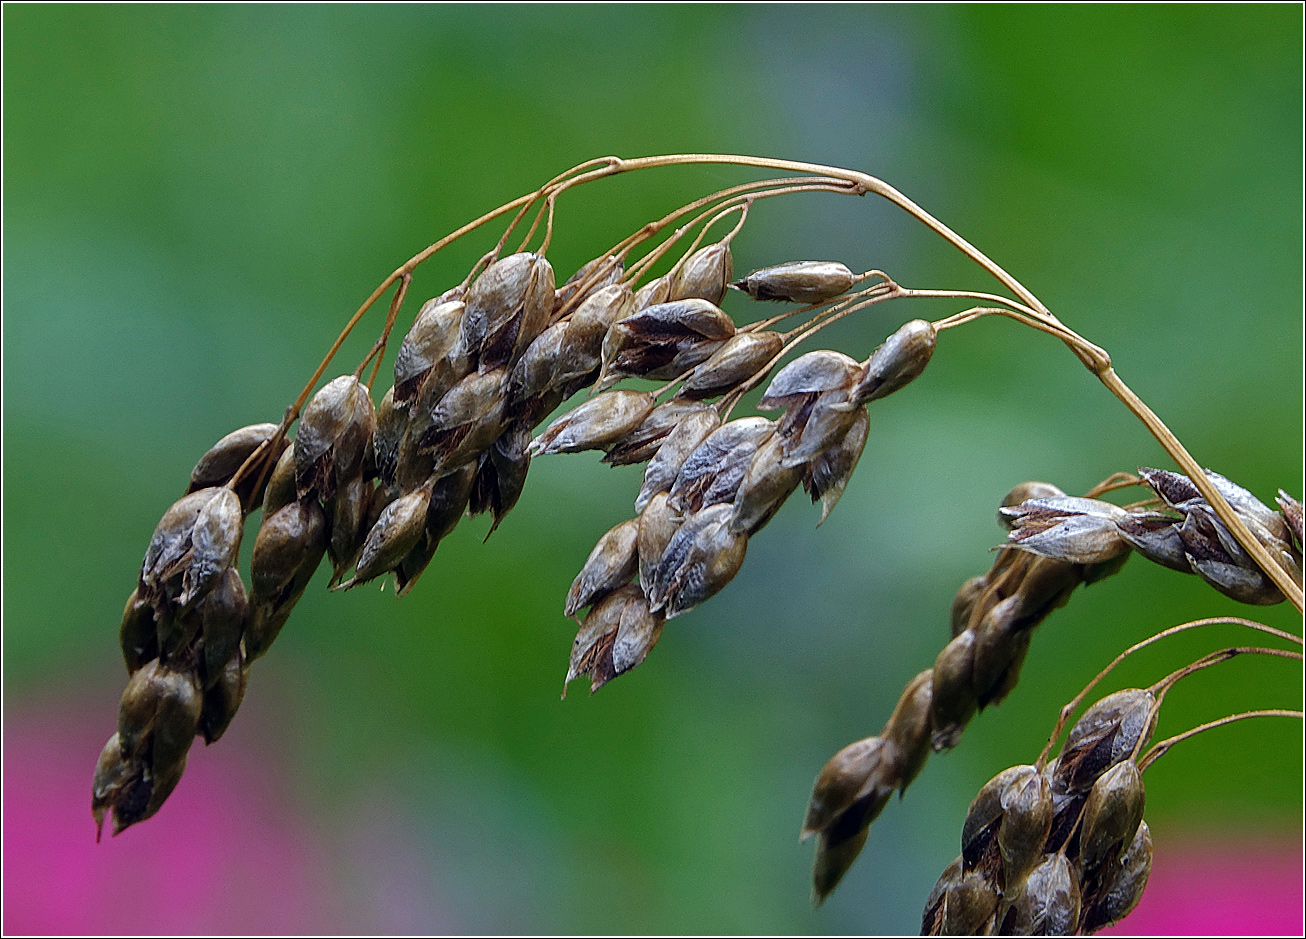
[282,153,1293,605]
[1036,617,1303,769]
[1138,709,1303,773]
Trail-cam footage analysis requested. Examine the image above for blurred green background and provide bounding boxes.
[4,4,1301,934]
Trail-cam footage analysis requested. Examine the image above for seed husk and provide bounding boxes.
[669,242,733,306]
[605,399,714,468]
[802,406,869,524]
[394,297,466,405]
[119,589,158,675]
[198,648,248,745]
[565,517,641,617]
[729,431,804,536]
[187,422,285,511]
[261,444,299,520]
[596,298,735,389]
[1080,821,1152,933]
[468,422,532,537]
[631,274,672,312]
[667,417,774,515]
[294,375,375,501]
[949,575,988,638]
[247,499,328,661]
[676,330,784,400]
[637,491,680,597]
[849,319,936,405]
[648,503,748,618]
[341,486,433,589]
[1000,852,1081,936]
[1079,760,1146,875]
[1057,689,1157,794]
[634,405,722,512]
[731,260,855,304]
[531,389,656,456]
[415,367,509,473]
[394,462,477,596]
[460,252,556,372]
[931,630,979,751]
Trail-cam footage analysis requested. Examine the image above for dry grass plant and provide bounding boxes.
[92,155,1304,935]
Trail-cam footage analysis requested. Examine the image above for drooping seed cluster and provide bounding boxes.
[96,425,286,837]
[802,480,1130,902]
[999,468,1303,606]
[921,689,1157,935]
[802,469,1303,904]
[95,224,930,833]
[552,314,937,694]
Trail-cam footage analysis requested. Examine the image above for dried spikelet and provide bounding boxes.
[647,503,748,618]
[460,252,556,372]
[731,261,855,303]
[676,330,784,400]
[247,499,328,661]
[340,485,433,589]
[394,462,477,596]
[531,389,656,456]
[667,417,774,515]
[605,399,713,468]
[294,375,375,501]
[670,242,733,305]
[565,517,640,617]
[634,404,722,512]
[596,299,735,390]
[563,584,662,694]
[730,431,805,536]
[187,422,285,511]
[849,319,936,405]
[394,296,466,405]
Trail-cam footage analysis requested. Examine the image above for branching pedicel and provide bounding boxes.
[93,155,1304,934]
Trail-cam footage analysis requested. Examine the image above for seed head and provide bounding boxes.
[647,503,748,618]
[565,517,640,617]
[187,422,285,511]
[670,242,733,306]
[531,389,656,456]
[731,260,855,304]
[460,252,556,372]
[294,376,375,501]
[676,330,784,400]
[849,319,936,405]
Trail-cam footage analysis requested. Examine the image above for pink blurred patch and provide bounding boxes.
[1104,833,1304,936]
[3,694,340,935]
